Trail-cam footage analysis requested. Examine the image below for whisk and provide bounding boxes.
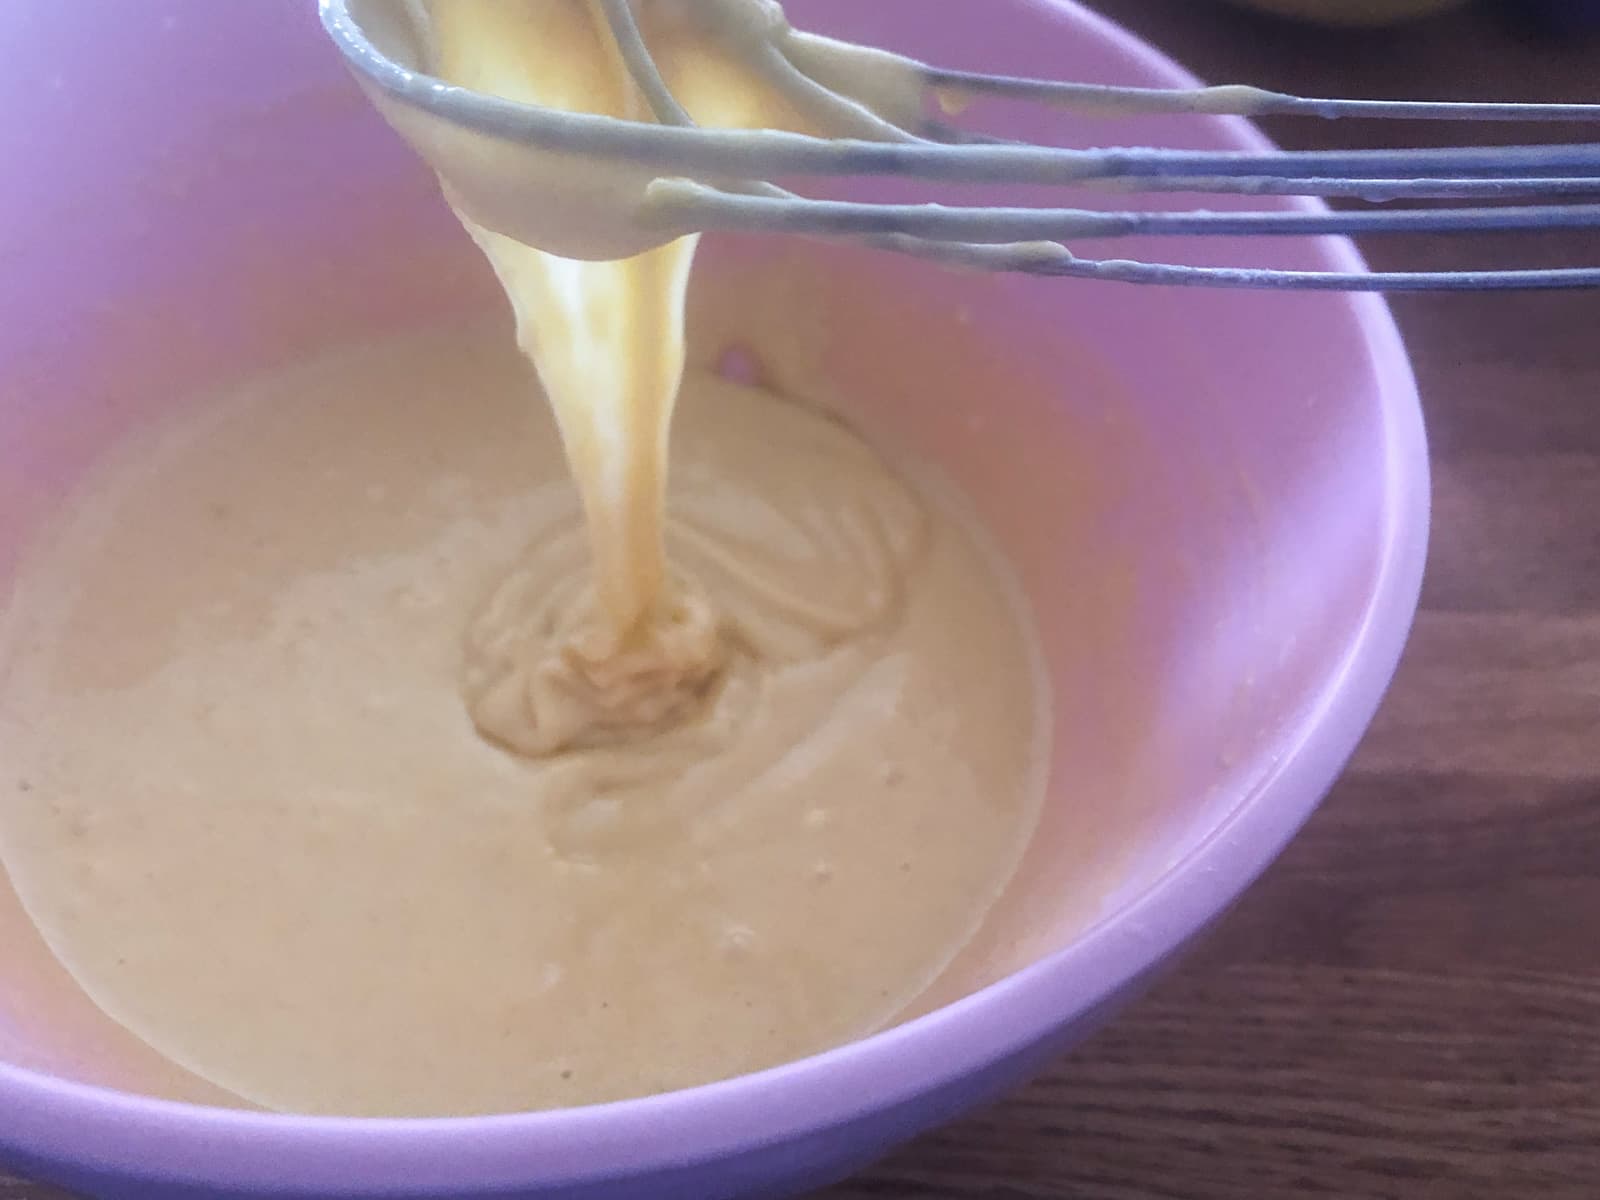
[320,0,1600,291]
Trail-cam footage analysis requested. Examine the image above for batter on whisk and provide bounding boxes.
[428,0,908,756]
[0,0,1049,1116]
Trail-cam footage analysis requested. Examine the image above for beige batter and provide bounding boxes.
[0,322,1047,1116]
[0,0,1050,1116]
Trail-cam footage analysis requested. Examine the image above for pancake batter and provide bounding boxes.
[0,0,1051,1115]
[0,324,1047,1116]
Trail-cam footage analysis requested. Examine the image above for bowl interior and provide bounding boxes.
[1,0,1404,1105]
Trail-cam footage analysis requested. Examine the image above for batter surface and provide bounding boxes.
[0,322,1048,1116]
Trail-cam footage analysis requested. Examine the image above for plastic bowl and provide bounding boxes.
[0,1,1428,1197]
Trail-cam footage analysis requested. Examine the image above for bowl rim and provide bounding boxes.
[0,0,1430,1192]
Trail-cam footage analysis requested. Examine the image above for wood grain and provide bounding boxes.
[7,2,1599,1197]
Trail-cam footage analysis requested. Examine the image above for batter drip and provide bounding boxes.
[420,0,857,755]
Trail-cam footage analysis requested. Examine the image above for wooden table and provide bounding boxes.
[6,3,1598,1198]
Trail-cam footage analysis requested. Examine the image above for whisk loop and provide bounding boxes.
[321,0,1600,291]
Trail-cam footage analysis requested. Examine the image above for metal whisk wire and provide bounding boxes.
[322,0,1600,291]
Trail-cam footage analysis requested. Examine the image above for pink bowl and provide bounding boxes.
[0,1,1427,1196]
